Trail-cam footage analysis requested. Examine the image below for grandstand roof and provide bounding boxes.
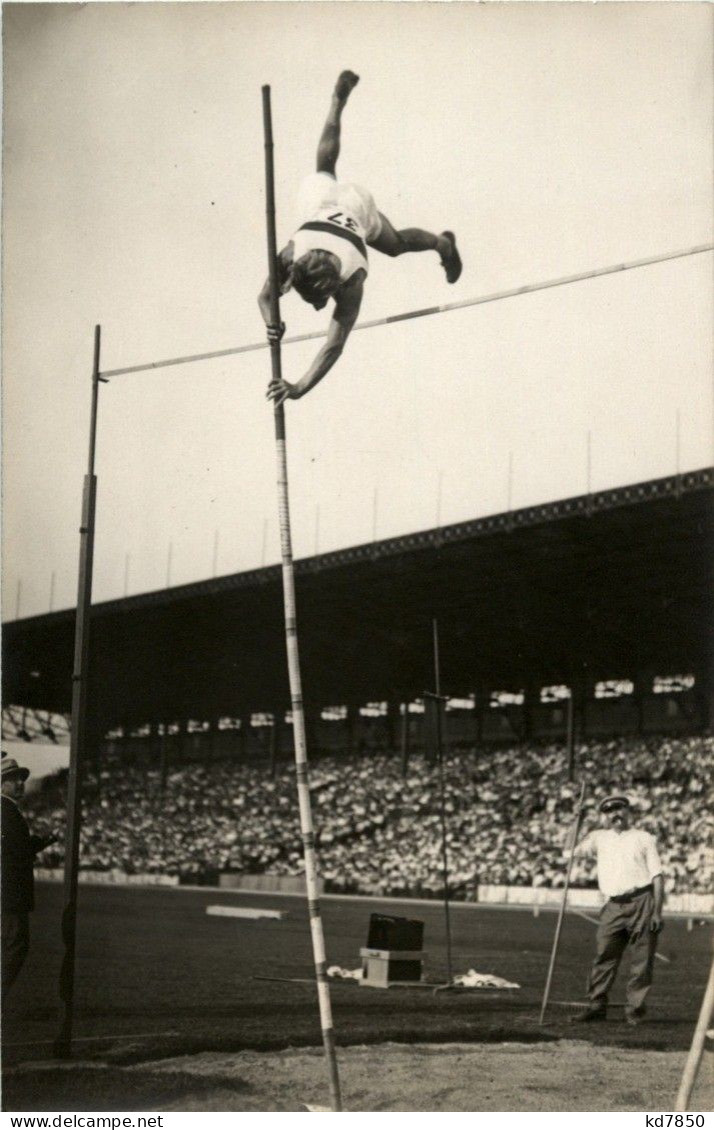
[3,468,712,729]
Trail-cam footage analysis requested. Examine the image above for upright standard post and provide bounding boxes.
[400,703,410,778]
[55,325,103,1057]
[426,618,454,987]
[566,691,575,781]
[675,954,714,1111]
[270,709,281,779]
[539,779,587,1025]
[262,84,342,1114]
[160,722,170,791]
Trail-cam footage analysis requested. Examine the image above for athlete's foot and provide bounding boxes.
[439,231,462,284]
[334,70,360,102]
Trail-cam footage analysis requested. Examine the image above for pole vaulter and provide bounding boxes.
[262,84,342,1113]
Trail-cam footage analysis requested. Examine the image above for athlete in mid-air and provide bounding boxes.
[261,71,462,406]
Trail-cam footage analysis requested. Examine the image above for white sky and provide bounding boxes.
[2,1,713,619]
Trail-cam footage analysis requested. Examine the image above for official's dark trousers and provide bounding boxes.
[2,910,30,1001]
[587,886,658,1016]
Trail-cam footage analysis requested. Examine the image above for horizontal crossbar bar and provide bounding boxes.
[100,242,713,379]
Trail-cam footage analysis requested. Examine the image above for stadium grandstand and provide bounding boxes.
[3,468,712,903]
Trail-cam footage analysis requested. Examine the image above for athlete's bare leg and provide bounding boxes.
[370,214,462,283]
[316,72,462,283]
[369,212,445,256]
[316,70,360,176]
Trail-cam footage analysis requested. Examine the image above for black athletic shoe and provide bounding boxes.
[571,1005,607,1024]
[440,231,462,284]
[335,71,360,100]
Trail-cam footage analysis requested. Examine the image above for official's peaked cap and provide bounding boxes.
[599,794,630,813]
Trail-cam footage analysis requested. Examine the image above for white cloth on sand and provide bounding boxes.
[327,965,363,981]
[453,969,520,989]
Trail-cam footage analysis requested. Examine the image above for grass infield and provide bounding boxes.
[2,882,711,1075]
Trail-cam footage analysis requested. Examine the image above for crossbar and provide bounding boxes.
[100,242,713,378]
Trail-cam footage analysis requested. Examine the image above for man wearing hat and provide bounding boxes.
[569,794,664,1026]
[2,755,57,1000]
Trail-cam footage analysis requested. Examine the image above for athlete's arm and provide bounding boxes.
[267,271,365,406]
[258,243,294,339]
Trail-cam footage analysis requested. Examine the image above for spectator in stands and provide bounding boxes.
[25,734,713,901]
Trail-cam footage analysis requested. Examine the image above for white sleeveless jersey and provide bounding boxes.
[291,205,369,283]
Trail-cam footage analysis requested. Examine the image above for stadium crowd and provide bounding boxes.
[28,734,713,898]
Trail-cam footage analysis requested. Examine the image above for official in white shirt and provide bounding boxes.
[569,794,664,1026]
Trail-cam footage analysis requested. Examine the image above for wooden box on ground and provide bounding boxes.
[360,914,425,987]
[359,947,424,988]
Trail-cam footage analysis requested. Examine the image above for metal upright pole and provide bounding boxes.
[160,722,169,792]
[270,709,281,779]
[566,691,575,781]
[55,324,103,1057]
[539,779,587,1025]
[429,618,454,986]
[262,84,342,1113]
[400,703,410,778]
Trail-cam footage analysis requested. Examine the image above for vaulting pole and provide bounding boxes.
[675,953,714,1111]
[55,325,103,1057]
[262,84,342,1113]
[539,778,586,1025]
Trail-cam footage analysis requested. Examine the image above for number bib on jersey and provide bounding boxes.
[293,208,369,284]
